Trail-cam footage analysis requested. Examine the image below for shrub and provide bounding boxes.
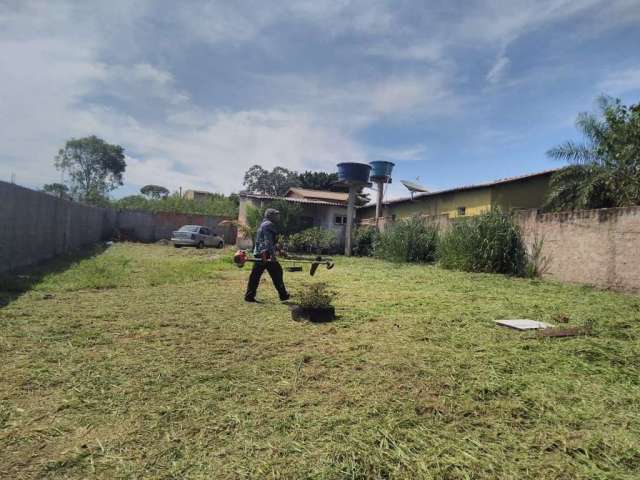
[288,227,337,254]
[438,209,527,276]
[113,193,238,217]
[352,226,378,257]
[297,282,335,308]
[374,216,439,263]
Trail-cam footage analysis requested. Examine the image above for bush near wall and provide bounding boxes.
[374,216,439,263]
[113,194,238,217]
[438,209,528,276]
[352,226,378,257]
[287,227,337,254]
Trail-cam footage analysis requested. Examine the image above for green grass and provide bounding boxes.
[1,243,639,479]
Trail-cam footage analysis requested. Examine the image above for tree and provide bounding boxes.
[545,96,640,211]
[42,183,69,199]
[297,171,343,191]
[243,165,300,196]
[140,184,169,199]
[54,135,126,204]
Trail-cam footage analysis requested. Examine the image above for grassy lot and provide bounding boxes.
[1,243,639,479]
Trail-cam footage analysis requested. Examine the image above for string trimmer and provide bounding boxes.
[233,250,335,276]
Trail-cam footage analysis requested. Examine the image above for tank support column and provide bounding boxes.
[345,185,357,256]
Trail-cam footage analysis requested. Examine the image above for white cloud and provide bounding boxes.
[598,67,640,94]
[486,53,510,84]
[2,0,640,194]
[370,144,428,162]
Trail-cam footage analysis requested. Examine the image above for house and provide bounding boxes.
[285,188,349,205]
[357,169,557,223]
[183,189,215,201]
[237,191,349,249]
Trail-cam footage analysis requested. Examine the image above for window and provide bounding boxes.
[457,207,466,216]
[335,215,347,225]
[200,227,209,235]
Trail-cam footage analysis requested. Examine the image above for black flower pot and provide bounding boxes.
[291,305,336,323]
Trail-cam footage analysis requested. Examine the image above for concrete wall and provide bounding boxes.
[515,207,640,292]
[0,182,237,273]
[116,210,236,244]
[0,181,116,272]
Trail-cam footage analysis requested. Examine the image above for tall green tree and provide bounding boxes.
[140,184,169,199]
[54,135,126,204]
[243,165,300,196]
[545,96,640,211]
[42,182,70,199]
[297,171,344,191]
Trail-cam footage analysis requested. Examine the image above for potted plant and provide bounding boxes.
[291,283,336,322]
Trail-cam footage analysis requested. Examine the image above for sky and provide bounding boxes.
[1,0,640,201]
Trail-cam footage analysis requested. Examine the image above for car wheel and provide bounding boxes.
[197,241,205,249]
[174,244,182,248]
[217,241,224,249]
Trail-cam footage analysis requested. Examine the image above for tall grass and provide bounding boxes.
[438,209,528,276]
[374,216,438,263]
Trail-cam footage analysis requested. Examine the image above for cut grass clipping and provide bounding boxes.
[1,243,639,479]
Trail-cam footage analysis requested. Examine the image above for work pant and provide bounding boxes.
[245,260,288,300]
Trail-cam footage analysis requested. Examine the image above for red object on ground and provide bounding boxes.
[233,250,248,267]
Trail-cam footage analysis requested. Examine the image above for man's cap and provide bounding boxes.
[264,208,280,220]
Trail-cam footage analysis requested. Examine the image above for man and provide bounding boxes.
[245,208,290,302]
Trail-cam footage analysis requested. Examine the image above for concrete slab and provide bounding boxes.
[495,319,554,330]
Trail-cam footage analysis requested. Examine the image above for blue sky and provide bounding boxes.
[1,0,640,200]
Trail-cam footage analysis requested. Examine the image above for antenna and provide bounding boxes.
[400,179,429,200]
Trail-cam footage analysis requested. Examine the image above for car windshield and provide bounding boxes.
[178,225,200,232]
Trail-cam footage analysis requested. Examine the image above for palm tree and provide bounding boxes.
[544,96,640,211]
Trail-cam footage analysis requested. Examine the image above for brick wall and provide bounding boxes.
[515,207,640,292]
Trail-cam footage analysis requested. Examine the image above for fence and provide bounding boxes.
[515,207,640,292]
[0,181,116,272]
[116,210,236,244]
[0,181,237,273]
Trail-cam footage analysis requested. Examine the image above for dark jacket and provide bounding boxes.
[253,220,278,259]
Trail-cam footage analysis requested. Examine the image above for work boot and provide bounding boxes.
[244,295,257,303]
[279,292,290,302]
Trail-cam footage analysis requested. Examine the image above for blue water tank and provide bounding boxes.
[369,161,395,181]
[337,162,371,184]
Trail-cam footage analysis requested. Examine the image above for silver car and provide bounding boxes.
[171,225,224,249]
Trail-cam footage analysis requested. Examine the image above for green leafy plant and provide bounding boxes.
[352,226,378,256]
[113,192,238,217]
[297,282,335,308]
[545,96,640,211]
[287,227,337,254]
[524,233,551,278]
[374,216,438,263]
[438,209,527,276]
